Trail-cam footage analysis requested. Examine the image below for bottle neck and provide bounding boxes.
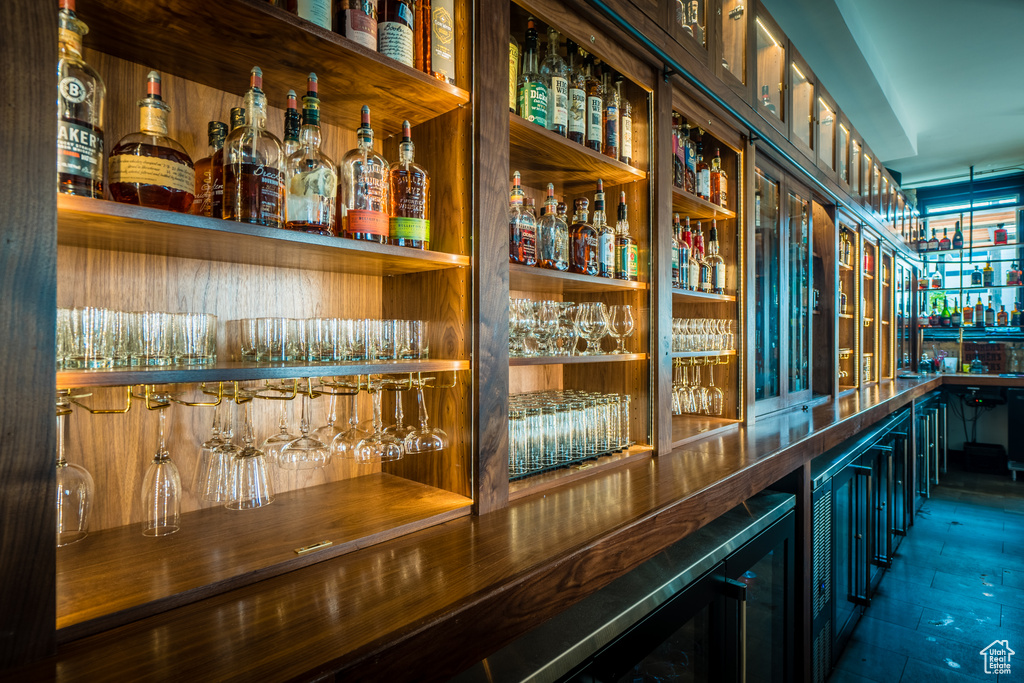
[139,100,170,136]
[398,140,415,165]
[299,122,322,148]
[58,11,86,57]
[245,90,268,129]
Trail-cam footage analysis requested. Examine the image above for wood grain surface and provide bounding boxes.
[510,264,649,293]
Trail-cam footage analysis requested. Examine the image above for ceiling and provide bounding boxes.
[760,0,1024,189]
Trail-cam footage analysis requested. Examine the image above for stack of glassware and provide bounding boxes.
[509,299,635,357]
[671,318,735,352]
[229,317,429,362]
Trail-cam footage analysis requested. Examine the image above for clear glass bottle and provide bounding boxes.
[339,105,391,242]
[335,0,378,50]
[285,73,338,236]
[585,53,603,152]
[540,27,568,136]
[537,183,568,270]
[618,78,632,165]
[929,256,943,290]
[109,71,195,213]
[671,213,681,289]
[566,40,586,144]
[706,219,726,293]
[518,18,547,128]
[508,32,520,112]
[688,221,702,292]
[838,279,847,315]
[377,0,415,67]
[283,89,301,160]
[602,69,619,160]
[695,139,710,200]
[615,191,638,282]
[508,171,536,265]
[593,179,615,278]
[288,0,332,29]
[57,0,106,199]
[672,115,684,188]
[389,120,430,249]
[682,122,697,195]
[983,261,996,287]
[710,147,727,207]
[569,198,598,276]
[963,296,974,326]
[695,223,711,292]
[998,304,1009,327]
[191,121,228,217]
[223,67,285,228]
[985,296,996,327]
[682,216,695,291]
[211,108,246,220]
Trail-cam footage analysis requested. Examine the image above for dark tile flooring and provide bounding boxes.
[829,465,1024,683]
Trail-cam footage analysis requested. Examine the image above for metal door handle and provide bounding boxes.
[851,465,873,605]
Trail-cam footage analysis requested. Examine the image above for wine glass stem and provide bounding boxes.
[372,389,383,434]
[56,411,67,466]
[395,391,404,427]
[326,393,337,428]
[278,399,289,433]
[243,400,256,447]
[417,386,430,430]
[157,406,168,455]
[299,394,310,436]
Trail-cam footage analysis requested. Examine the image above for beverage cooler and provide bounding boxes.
[915,391,946,507]
[808,408,911,683]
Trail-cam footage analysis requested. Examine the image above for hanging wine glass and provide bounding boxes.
[708,358,725,416]
[671,360,682,415]
[227,397,275,510]
[355,379,404,463]
[312,390,344,445]
[606,304,635,354]
[56,396,93,547]
[383,378,416,441]
[279,384,330,470]
[405,379,450,454]
[260,393,298,466]
[331,378,371,458]
[194,400,233,502]
[141,397,181,536]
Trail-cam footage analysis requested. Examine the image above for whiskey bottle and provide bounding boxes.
[671,214,681,289]
[377,0,415,67]
[695,225,712,292]
[283,90,301,160]
[540,27,568,136]
[211,107,246,219]
[838,279,847,315]
[672,115,684,188]
[57,0,106,199]
[429,0,456,84]
[917,225,929,252]
[618,78,632,165]
[335,0,378,51]
[985,296,996,327]
[191,121,227,217]
[975,296,985,328]
[952,220,964,249]
[566,40,586,145]
[995,222,1009,245]
[681,216,694,291]
[517,18,547,128]
[339,106,390,242]
[971,265,983,287]
[414,0,431,74]
[1011,303,1022,328]
[983,261,996,287]
[710,147,727,207]
[288,0,331,29]
[223,67,285,228]
[285,73,338,236]
[938,226,951,251]
[508,171,536,265]
[602,70,619,160]
[109,71,195,213]
[998,305,1009,327]
[963,297,974,326]
[1008,262,1022,286]
[615,191,638,282]
[695,139,710,201]
[927,228,939,252]
[569,198,598,276]
[950,298,961,328]
[594,180,614,278]
[537,183,568,271]
[389,120,430,249]
[760,84,777,115]
[706,219,726,294]
[508,32,520,112]
[682,122,697,195]
[584,53,602,152]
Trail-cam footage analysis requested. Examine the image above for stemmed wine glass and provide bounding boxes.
[331,379,371,458]
[279,387,330,470]
[56,396,93,547]
[708,358,725,416]
[260,391,299,466]
[533,301,559,356]
[313,391,344,445]
[355,380,404,463]
[606,304,635,354]
[383,380,416,441]
[194,400,232,502]
[556,302,578,355]
[227,397,275,510]
[405,380,449,454]
[141,397,181,536]
[692,360,711,415]
[574,302,608,355]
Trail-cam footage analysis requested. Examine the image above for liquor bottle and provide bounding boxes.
[682,123,697,195]
[602,70,619,160]
[985,297,996,327]
[585,53,602,152]
[540,27,568,136]
[508,32,519,112]
[335,0,378,50]
[109,71,195,213]
[413,0,430,75]
[839,279,847,315]
[593,180,615,278]
[57,0,105,199]
[507,171,536,265]
[672,115,684,188]
[710,147,727,207]
[838,227,848,266]
[1007,262,1022,286]
[670,214,681,289]
[1011,303,1022,328]
[963,297,974,326]
[695,225,712,292]
[388,120,430,248]
[518,18,547,128]
[537,183,568,270]
[995,222,1009,245]
[339,105,390,242]
[917,228,928,253]
[998,305,1009,327]
[971,266,983,287]
[615,191,638,282]
[952,220,964,249]
[940,298,950,327]
[284,75,337,236]
[569,198,598,276]
[929,256,942,290]
[679,216,693,291]
[975,295,985,328]
[760,84,777,115]
[950,298,961,328]
[938,226,951,251]
[983,261,996,287]
[211,107,246,220]
[927,228,939,252]
[429,0,455,84]
[283,90,301,160]
[685,0,705,45]
[377,0,415,68]
[618,78,632,165]
[288,0,331,29]
[864,247,874,274]
[928,305,938,328]
[191,121,228,217]
[224,68,285,228]
[706,219,726,294]
[695,140,710,201]
[567,40,586,144]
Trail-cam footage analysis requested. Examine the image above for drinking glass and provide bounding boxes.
[260,400,298,466]
[175,313,217,365]
[708,359,725,416]
[606,304,635,354]
[110,310,132,367]
[279,391,331,470]
[331,385,371,458]
[533,301,559,356]
[227,399,275,510]
[255,317,293,362]
[67,306,113,368]
[574,302,608,355]
[313,392,344,444]
[141,401,181,536]
[194,400,232,502]
[404,383,449,454]
[340,318,366,361]
[383,386,416,440]
[55,399,92,547]
[356,382,404,463]
[367,319,396,360]
[396,320,428,360]
[555,302,579,356]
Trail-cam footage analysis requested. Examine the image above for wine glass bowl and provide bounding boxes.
[227,398,275,510]
[574,302,608,356]
[606,304,635,354]
[279,392,330,470]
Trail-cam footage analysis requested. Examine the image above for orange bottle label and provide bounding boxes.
[346,209,389,237]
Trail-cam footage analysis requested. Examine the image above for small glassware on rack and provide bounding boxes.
[606,304,635,354]
[339,106,390,243]
[355,380,404,463]
[284,73,338,237]
[574,302,609,355]
[227,398,275,510]
[331,382,372,458]
[405,379,449,453]
[56,396,93,547]
[278,386,330,470]
[141,398,181,536]
[389,120,430,249]
[194,401,233,502]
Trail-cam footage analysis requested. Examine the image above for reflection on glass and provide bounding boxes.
[720,0,746,83]
[818,98,835,169]
[616,605,711,682]
[850,140,861,195]
[863,241,877,383]
[788,192,810,394]
[756,17,784,122]
[871,164,881,213]
[861,154,872,204]
[755,168,780,401]
[742,543,788,683]
[881,177,889,218]
[676,0,706,48]
[791,63,813,148]
[838,124,849,183]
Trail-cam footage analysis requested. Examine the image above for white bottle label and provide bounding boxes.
[698,169,710,198]
[621,114,632,160]
[587,95,602,145]
[296,0,331,29]
[689,261,700,289]
[568,87,585,135]
[379,22,414,67]
[714,266,725,290]
[549,76,568,129]
[343,9,378,50]
[600,231,615,273]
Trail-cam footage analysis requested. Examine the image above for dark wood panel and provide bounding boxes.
[0,0,57,667]
[672,415,742,449]
[510,264,649,294]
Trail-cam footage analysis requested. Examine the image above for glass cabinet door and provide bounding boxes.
[850,140,861,196]
[861,154,872,207]
[817,97,835,171]
[674,0,707,48]
[837,123,849,184]
[720,0,747,85]
[755,168,781,402]
[790,61,813,152]
[787,192,811,396]
[755,16,785,125]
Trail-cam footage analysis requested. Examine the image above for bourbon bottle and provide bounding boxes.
[335,0,378,51]
[377,0,415,67]
[614,191,638,281]
[569,198,598,276]
[57,0,105,199]
[285,73,337,236]
[339,106,391,242]
[389,120,431,249]
[283,89,301,160]
[508,171,534,264]
[211,107,246,220]
[108,71,195,213]
[191,121,227,217]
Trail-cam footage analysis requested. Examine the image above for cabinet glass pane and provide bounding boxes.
[850,140,861,195]
[881,177,889,218]
[675,0,706,48]
[721,0,747,83]
[818,98,835,170]
[871,164,881,212]
[615,604,712,682]
[838,124,849,182]
[787,192,810,394]
[791,63,812,149]
[744,539,790,683]
[860,153,871,201]
[755,168,780,401]
[756,18,784,122]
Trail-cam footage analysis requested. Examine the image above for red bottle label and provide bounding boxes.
[347,209,389,237]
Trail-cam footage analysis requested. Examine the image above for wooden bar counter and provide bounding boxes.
[20,375,974,682]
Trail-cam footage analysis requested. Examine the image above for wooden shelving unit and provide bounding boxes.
[510,354,647,366]
[507,445,654,500]
[671,288,737,302]
[672,416,741,450]
[671,187,737,220]
[510,264,648,293]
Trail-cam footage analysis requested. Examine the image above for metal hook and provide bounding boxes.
[168,382,225,407]
[69,385,134,414]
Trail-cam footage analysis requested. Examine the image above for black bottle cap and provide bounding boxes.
[229,107,246,130]
[207,120,228,145]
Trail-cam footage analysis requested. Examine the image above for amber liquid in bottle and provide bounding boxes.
[211,108,245,220]
[569,198,598,276]
[389,120,430,249]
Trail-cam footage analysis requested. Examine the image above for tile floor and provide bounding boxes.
[829,464,1024,683]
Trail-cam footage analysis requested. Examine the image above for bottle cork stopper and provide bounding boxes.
[402,120,412,140]
[307,73,318,96]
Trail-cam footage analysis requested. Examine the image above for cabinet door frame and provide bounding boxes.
[815,84,838,177]
[787,45,815,163]
[711,0,753,103]
[752,1,787,136]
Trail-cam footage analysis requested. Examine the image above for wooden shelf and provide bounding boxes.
[56,473,472,637]
[864,273,874,280]
[671,288,737,302]
[671,415,741,450]
[509,113,646,192]
[76,0,469,135]
[838,313,855,319]
[58,196,469,275]
[839,262,855,271]
[510,353,647,366]
[508,445,654,500]
[509,263,648,293]
[670,187,737,220]
[58,359,470,388]
[670,350,736,358]
[839,347,854,355]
